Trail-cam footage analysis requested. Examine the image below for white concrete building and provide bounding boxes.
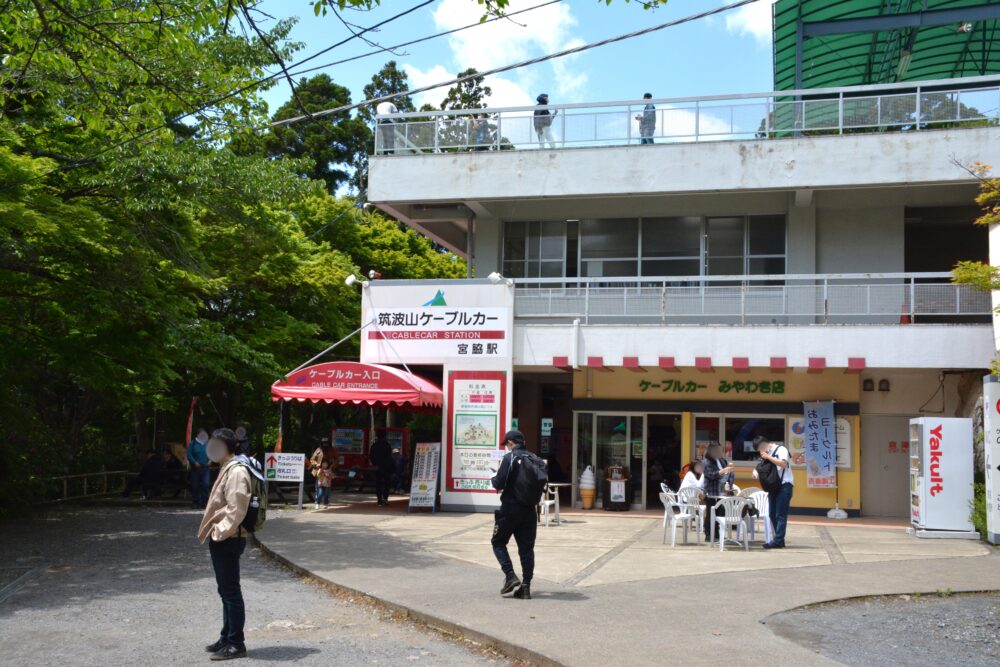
[367,76,1000,517]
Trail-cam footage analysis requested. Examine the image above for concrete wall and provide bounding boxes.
[369,127,997,204]
[816,205,905,274]
[513,323,994,371]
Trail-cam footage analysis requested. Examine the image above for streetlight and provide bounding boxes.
[488,272,513,286]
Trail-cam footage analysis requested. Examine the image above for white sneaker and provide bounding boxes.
[314,503,320,510]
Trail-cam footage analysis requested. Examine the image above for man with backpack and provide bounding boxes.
[752,435,794,550]
[490,429,546,600]
[197,427,265,661]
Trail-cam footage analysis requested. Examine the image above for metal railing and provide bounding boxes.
[373,75,1000,155]
[23,470,131,503]
[511,272,992,325]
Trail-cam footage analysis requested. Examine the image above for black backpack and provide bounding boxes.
[509,450,549,506]
[755,446,787,493]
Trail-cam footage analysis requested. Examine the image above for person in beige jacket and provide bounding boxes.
[198,428,251,661]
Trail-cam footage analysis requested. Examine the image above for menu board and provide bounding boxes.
[408,442,441,510]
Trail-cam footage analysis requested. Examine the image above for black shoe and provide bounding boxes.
[763,541,786,550]
[205,639,228,653]
[500,572,521,595]
[210,644,247,661]
[513,583,531,600]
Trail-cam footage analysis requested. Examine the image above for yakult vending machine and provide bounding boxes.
[908,417,977,539]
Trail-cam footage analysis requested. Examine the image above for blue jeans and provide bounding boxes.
[190,467,210,508]
[768,483,794,545]
[316,486,331,505]
[209,537,246,646]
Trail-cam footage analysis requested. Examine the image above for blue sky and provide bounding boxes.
[257,0,776,114]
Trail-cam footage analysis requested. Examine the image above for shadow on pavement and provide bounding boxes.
[249,645,322,661]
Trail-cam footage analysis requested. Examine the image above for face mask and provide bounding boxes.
[206,440,229,463]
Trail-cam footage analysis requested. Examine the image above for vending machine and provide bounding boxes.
[908,417,977,539]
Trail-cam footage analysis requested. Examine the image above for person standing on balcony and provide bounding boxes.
[533,93,557,149]
[636,92,655,144]
[376,99,399,154]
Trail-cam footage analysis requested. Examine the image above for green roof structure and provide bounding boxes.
[774,0,1000,90]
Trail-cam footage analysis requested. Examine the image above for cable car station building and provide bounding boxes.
[364,1,1000,518]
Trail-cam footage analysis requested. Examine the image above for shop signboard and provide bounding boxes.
[446,370,507,493]
[541,417,553,437]
[408,442,441,511]
[361,283,513,364]
[983,376,1000,544]
[264,452,305,482]
[801,401,837,488]
[787,416,852,470]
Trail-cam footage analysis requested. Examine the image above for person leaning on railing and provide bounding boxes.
[376,99,398,154]
[533,93,557,149]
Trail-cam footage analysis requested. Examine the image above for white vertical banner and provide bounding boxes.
[983,376,1000,543]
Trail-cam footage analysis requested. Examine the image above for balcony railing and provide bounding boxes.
[511,273,992,325]
[373,75,1000,155]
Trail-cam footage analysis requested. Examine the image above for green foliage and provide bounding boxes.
[0,1,465,512]
[972,482,987,540]
[440,68,493,111]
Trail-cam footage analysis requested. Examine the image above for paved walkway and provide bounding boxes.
[258,495,999,666]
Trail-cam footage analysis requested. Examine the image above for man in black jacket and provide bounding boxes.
[490,429,536,600]
[369,436,395,506]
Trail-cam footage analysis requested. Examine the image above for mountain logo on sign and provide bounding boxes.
[422,290,447,307]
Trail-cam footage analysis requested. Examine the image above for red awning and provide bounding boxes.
[271,361,443,411]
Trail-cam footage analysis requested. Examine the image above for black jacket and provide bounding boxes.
[491,444,528,505]
[369,439,394,471]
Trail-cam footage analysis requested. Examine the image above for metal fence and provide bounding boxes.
[374,75,1000,154]
[20,470,132,503]
[511,273,992,325]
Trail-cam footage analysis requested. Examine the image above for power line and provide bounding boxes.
[272,0,762,127]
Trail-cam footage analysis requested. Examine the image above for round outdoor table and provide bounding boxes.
[706,495,756,547]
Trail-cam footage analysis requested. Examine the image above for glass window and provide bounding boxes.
[642,217,702,258]
[694,416,721,460]
[504,221,526,261]
[748,215,785,255]
[502,261,525,278]
[748,257,786,275]
[641,259,700,277]
[539,221,565,260]
[581,219,639,259]
[708,257,744,276]
[707,217,744,257]
[583,260,639,277]
[724,417,786,462]
[576,412,593,480]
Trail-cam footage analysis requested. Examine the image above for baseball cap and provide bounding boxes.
[503,429,525,445]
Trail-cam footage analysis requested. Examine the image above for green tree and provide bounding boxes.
[440,68,493,111]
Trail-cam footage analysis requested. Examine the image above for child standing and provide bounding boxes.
[315,460,334,509]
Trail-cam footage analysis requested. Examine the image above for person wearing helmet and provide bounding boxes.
[490,429,536,600]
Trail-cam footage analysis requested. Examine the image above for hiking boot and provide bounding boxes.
[513,583,531,600]
[210,644,247,661]
[500,572,521,595]
[205,639,228,653]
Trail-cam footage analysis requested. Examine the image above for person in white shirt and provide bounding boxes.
[679,460,705,494]
[752,435,794,549]
[375,100,399,153]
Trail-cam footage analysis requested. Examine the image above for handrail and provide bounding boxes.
[380,74,1000,120]
[509,271,956,286]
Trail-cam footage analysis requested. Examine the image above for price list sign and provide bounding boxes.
[408,442,441,510]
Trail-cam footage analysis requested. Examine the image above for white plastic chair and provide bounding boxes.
[747,490,773,544]
[676,486,706,537]
[738,486,761,498]
[711,496,750,552]
[539,484,559,527]
[659,491,695,546]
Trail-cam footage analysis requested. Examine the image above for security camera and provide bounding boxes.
[345,274,358,287]
[488,272,513,286]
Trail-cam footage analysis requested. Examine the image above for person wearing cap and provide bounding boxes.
[490,429,536,600]
[533,93,557,149]
[198,428,252,661]
[635,92,656,145]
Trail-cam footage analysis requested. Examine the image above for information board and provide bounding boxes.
[333,427,365,453]
[447,372,506,492]
[264,452,305,482]
[408,442,441,511]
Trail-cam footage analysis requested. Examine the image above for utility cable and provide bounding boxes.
[272,0,762,127]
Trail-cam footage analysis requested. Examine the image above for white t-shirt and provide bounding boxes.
[376,101,398,116]
[679,471,704,491]
[770,444,794,486]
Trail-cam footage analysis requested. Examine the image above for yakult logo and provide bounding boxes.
[929,424,944,497]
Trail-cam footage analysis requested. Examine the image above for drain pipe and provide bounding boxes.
[571,318,580,370]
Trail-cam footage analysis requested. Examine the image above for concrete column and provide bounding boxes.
[787,193,816,275]
[474,216,502,278]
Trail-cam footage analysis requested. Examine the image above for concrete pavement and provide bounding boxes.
[257,495,999,666]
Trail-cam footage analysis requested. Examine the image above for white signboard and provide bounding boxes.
[408,442,441,510]
[541,417,553,437]
[984,377,1000,543]
[264,452,305,482]
[361,282,513,364]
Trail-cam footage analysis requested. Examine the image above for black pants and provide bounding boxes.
[491,503,537,583]
[375,468,392,503]
[209,536,246,647]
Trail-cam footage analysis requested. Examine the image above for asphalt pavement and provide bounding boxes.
[0,506,509,667]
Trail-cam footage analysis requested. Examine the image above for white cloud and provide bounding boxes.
[402,0,589,110]
[724,0,775,46]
